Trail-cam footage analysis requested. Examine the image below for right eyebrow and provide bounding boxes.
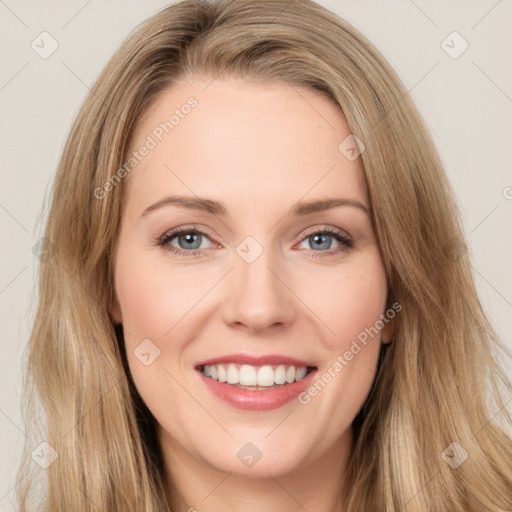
[141,195,227,217]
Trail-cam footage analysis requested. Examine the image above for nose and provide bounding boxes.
[221,247,297,334]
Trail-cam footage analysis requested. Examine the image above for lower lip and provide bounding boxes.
[197,368,318,411]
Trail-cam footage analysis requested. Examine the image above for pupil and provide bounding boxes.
[312,233,331,250]
[180,233,201,250]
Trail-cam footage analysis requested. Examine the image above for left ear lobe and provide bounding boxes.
[110,294,123,324]
[380,317,394,344]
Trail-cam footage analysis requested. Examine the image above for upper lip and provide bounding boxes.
[195,353,317,368]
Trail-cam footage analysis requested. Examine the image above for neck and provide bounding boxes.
[160,427,353,512]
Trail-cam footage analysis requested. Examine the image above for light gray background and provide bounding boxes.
[1,0,511,509]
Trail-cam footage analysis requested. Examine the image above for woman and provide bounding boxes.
[17,0,512,510]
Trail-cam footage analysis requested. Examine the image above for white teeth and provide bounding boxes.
[295,366,307,381]
[218,364,227,382]
[257,366,275,386]
[275,365,287,384]
[226,363,238,384]
[239,364,257,385]
[200,363,311,386]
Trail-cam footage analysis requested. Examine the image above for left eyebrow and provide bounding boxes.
[291,198,370,215]
[140,195,370,218]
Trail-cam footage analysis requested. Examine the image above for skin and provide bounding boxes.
[111,76,393,512]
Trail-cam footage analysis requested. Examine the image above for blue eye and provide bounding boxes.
[297,229,353,258]
[158,228,212,256]
[156,226,353,258]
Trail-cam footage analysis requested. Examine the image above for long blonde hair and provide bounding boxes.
[18,0,512,510]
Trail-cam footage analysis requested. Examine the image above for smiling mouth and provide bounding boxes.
[196,363,317,389]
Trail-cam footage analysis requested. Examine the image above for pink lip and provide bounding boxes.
[195,353,316,368]
[194,353,318,411]
[197,368,318,411]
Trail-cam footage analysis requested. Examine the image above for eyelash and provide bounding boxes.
[155,225,354,259]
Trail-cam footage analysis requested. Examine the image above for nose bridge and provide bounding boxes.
[221,235,296,332]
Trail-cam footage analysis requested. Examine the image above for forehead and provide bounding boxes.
[124,77,368,217]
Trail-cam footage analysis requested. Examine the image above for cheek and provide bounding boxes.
[308,257,388,352]
[296,254,387,416]
[114,252,207,344]
[330,279,386,349]
[114,253,195,424]
[113,247,224,398]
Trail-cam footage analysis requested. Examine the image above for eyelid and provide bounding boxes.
[158,224,217,243]
[298,224,353,242]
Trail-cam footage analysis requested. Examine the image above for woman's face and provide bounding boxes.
[112,76,392,478]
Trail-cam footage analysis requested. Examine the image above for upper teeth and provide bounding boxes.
[202,364,309,386]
